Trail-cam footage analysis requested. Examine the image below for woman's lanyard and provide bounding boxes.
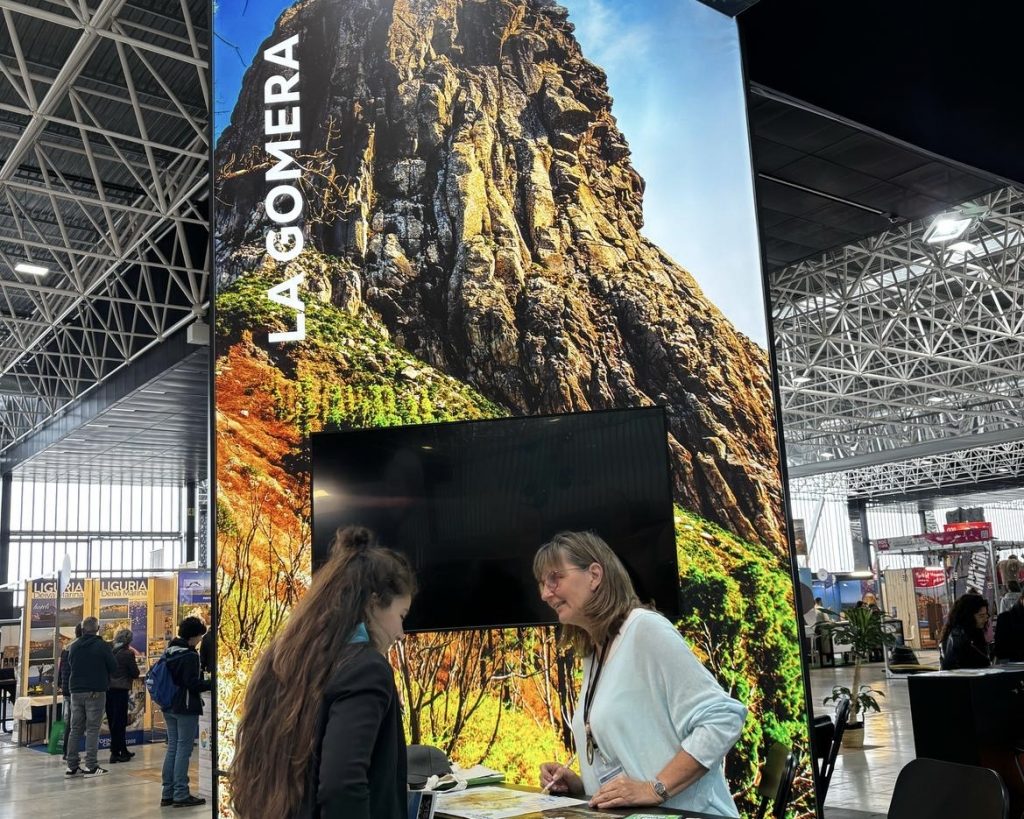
[583,637,611,765]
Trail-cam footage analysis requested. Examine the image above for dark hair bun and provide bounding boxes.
[337,525,374,553]
[178,616,208,640]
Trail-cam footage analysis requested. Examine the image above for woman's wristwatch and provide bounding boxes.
[651,779,669,802]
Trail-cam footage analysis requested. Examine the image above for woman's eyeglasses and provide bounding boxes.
[538,566,586,591]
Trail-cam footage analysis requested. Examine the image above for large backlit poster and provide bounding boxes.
[214,1,818,816]
[23,578,86,696]
[97,578,149,746]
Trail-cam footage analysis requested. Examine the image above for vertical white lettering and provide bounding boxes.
[264,35,305,343]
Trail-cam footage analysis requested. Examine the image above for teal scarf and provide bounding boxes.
[349,622,370,644]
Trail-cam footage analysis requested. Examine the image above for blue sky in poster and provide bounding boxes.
[213,0,766,346]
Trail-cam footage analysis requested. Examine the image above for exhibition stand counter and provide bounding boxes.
[12,694,62,746]
[432,784,735,819]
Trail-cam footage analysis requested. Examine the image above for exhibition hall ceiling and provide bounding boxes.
[10,347,207,485]
[774,185,1024,493]
[749,89,1002,271]
[0,0,209,456]
[1,0,1020,509]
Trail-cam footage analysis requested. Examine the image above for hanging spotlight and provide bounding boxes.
[923,212,972,244]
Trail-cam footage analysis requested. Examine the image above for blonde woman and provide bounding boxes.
[535,531,746,817]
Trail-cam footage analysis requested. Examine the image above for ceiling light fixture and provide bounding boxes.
[923,213,972,244]
[792,373,813,385]
[14,262,48,276]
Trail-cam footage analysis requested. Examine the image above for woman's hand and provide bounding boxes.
[589,776,662,809]
[539,762,583,795]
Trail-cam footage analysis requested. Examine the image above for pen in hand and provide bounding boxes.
[541,753,578,795]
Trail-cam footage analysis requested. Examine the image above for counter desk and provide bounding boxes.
[908,666,1024,815]
[430,784,735,819]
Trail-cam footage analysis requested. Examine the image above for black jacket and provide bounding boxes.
[199,629,215,676]
[304,645,406,819]
[109,643,141,690]
[58,642,75,697]
[941,626,991,669]
[995,604,1024,662]
[67,634,117,693]
[164,638,211,714]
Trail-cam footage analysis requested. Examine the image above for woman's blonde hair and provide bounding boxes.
[533,531,641,656]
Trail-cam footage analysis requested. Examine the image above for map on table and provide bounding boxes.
[434,786,586,819]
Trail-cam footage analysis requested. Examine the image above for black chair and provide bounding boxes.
[0,668,15,733]
[888,758,1008,819]
[755,742,799,819]
[816,697,849,802]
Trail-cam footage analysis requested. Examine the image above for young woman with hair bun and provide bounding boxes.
[231,525,416,819]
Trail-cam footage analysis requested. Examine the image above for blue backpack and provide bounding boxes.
[145,648,182,709]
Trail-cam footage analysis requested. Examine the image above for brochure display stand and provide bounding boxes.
[148,577,178,739]
[14,572,199,746]
[95,578,150,747]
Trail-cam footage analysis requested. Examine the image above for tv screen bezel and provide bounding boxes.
[310,405,679,632]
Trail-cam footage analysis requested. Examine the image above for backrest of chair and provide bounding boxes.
[888,758,1008,819]
[756,741,790,801]
[818,697,850,800]
[772,750,799,819]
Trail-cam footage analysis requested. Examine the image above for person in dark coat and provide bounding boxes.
[995,593,1024,662]
[65,617,117,777]
[159,616,212,808]
[107,628,140,763]
[940,593,991,670]
[58,623,83,759]
[199,626,214,676]
[230,526,417,819]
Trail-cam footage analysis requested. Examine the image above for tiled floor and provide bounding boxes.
[0,734,201,817]
[808,652,938,817]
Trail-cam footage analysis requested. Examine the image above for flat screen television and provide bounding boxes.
[311,406,678,631]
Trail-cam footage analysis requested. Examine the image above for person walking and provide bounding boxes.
[160,616,212,808]
[58,622,83,760]
[65,616,116,778]
[107,628,140,763]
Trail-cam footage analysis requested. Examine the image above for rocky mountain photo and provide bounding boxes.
[216,0,785,553]
[213,1,813,816]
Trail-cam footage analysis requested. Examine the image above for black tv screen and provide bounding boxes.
[311,407,678,631]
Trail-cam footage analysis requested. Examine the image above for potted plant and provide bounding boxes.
[817,606,895,747]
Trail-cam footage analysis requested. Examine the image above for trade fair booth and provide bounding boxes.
[12,570,210,747]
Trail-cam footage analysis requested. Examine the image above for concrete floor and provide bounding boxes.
[0,658,928,819]
[0,735,201,818]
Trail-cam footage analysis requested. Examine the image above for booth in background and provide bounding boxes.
[13,572,193,746]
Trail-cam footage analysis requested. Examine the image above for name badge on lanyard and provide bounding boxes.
[593,749,625,786]
[583,637,623,786]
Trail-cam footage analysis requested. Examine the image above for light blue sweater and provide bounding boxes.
[571,609,747,817]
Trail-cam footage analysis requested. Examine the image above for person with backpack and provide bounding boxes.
[158,616,212,808]
[107,628,140,764]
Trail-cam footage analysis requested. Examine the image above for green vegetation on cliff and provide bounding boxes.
[216,266,811,818]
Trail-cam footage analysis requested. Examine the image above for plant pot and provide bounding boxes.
[842,721,865,749]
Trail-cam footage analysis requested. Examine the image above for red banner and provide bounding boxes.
[912,567,946,589]
[875,525,993,552]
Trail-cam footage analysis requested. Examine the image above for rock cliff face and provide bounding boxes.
[216,0,786,552]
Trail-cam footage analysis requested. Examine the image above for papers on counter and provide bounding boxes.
[453,764,506,786]
[434,785,585,819]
